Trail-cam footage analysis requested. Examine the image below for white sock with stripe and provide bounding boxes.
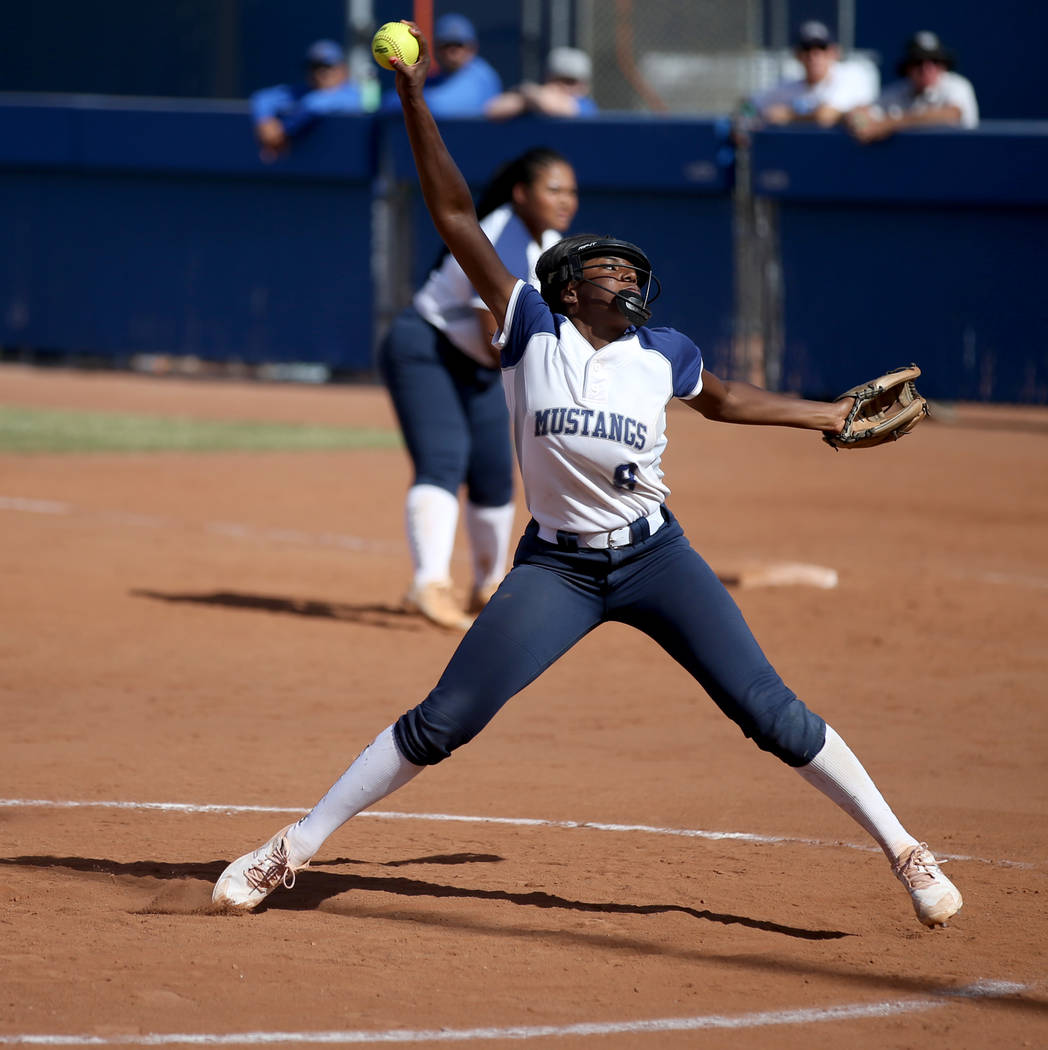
[286,725,422,864]
[405,483,459,588]
[795,724,919,861]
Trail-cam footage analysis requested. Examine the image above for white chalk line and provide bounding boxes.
[5,495,1048,589]
[0,980,1029,1046]
[0,496,398,555]
[0,798,1035,870]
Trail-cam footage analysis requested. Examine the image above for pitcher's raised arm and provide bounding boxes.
[392,25,517,330]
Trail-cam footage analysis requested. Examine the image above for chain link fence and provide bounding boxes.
[558,1,869,386]
[579,0,765,115]
[562,0,872,116]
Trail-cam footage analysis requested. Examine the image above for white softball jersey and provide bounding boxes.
[414,203,563,365]
[496,280,704,537]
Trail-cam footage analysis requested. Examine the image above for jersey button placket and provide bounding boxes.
[584,358,608,402]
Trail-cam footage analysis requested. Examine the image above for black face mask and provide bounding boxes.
[538,237,661,323]
[576,255,661,325]
[576,277,655,324]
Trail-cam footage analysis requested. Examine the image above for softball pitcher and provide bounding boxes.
[214,26,962,929]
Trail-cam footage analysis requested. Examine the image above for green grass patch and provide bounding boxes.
[0,405,402,453]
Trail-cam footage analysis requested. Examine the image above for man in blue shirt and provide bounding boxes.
[251,40,368,161]
[381,14,501,117]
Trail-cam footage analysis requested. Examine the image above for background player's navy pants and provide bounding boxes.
[395,509,826,769]
[378,305,513,507]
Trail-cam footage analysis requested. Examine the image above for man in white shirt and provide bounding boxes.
[752,20,877,128]
[846,31,979,143]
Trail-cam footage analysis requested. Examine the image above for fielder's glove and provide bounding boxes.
[823,364,929,450]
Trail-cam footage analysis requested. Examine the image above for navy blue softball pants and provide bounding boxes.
[394,509,826,769]
[378,305,513,507]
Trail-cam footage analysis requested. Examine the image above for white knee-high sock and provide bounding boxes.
[405,484,459,588]
[286,725,422,865]
[795,725,919,861]
[465,500,516,590]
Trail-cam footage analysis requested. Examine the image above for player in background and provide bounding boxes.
[214,25,963,930]
[379,147,579,630]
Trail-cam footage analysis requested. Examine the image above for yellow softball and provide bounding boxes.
[371,21,420,70]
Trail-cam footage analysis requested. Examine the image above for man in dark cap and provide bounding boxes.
[250,39,368,160]
[749,20,877,128]
[846,30,978,143]
[380,13,501,117]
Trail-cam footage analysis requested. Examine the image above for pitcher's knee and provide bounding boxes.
[751,696,826,766]
[393,691,480,766]
[733,672,826,766]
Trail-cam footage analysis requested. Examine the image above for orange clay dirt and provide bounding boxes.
[1,362,1046,1049]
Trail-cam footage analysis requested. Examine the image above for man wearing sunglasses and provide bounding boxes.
[751,20,876,129]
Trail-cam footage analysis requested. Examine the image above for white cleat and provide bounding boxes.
[212,824,307,911]
[892,842,963,927]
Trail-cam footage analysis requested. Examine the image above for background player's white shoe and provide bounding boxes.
[212,824,307,910]
[892,843,962,927]
[404,580,473,631]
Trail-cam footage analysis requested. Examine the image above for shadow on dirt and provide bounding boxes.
[132,588,424,630]
[276,867,850,941]
[0,853,847,940]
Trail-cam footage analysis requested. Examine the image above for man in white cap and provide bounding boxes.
[485,46,598,120]
[846,31,978,142]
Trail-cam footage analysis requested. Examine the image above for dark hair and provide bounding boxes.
[427,147,572,274]
[473,146,572,221]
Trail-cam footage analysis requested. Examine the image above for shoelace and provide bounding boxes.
[244,839,296,893]
[895,843,947,889]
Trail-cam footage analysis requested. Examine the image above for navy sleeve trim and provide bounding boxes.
[498,283,555,368]
[635,326,704,398]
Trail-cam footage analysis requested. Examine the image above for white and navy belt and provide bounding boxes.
[537,506,665,551]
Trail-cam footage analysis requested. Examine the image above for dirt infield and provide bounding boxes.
[1,362,1046,1048]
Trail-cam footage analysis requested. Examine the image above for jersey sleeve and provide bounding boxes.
[636,326,704,398]
[468,207,528,310]
[493,282,555,368]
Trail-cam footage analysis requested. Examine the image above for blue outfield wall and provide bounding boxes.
[0,97,1046,402]
[750,124,1048,403]
[0,97,378,370]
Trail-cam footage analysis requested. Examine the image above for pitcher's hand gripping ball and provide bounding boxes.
[823,364,929,450]
[372,22,420,70]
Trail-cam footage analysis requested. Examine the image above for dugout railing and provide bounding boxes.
[0,96,1045,402]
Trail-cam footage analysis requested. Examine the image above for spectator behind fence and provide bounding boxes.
[250,40,368,161]
[381,13,501,117]
[748,20,876,129]
[846,31,979,143]
[485,47,598,120]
